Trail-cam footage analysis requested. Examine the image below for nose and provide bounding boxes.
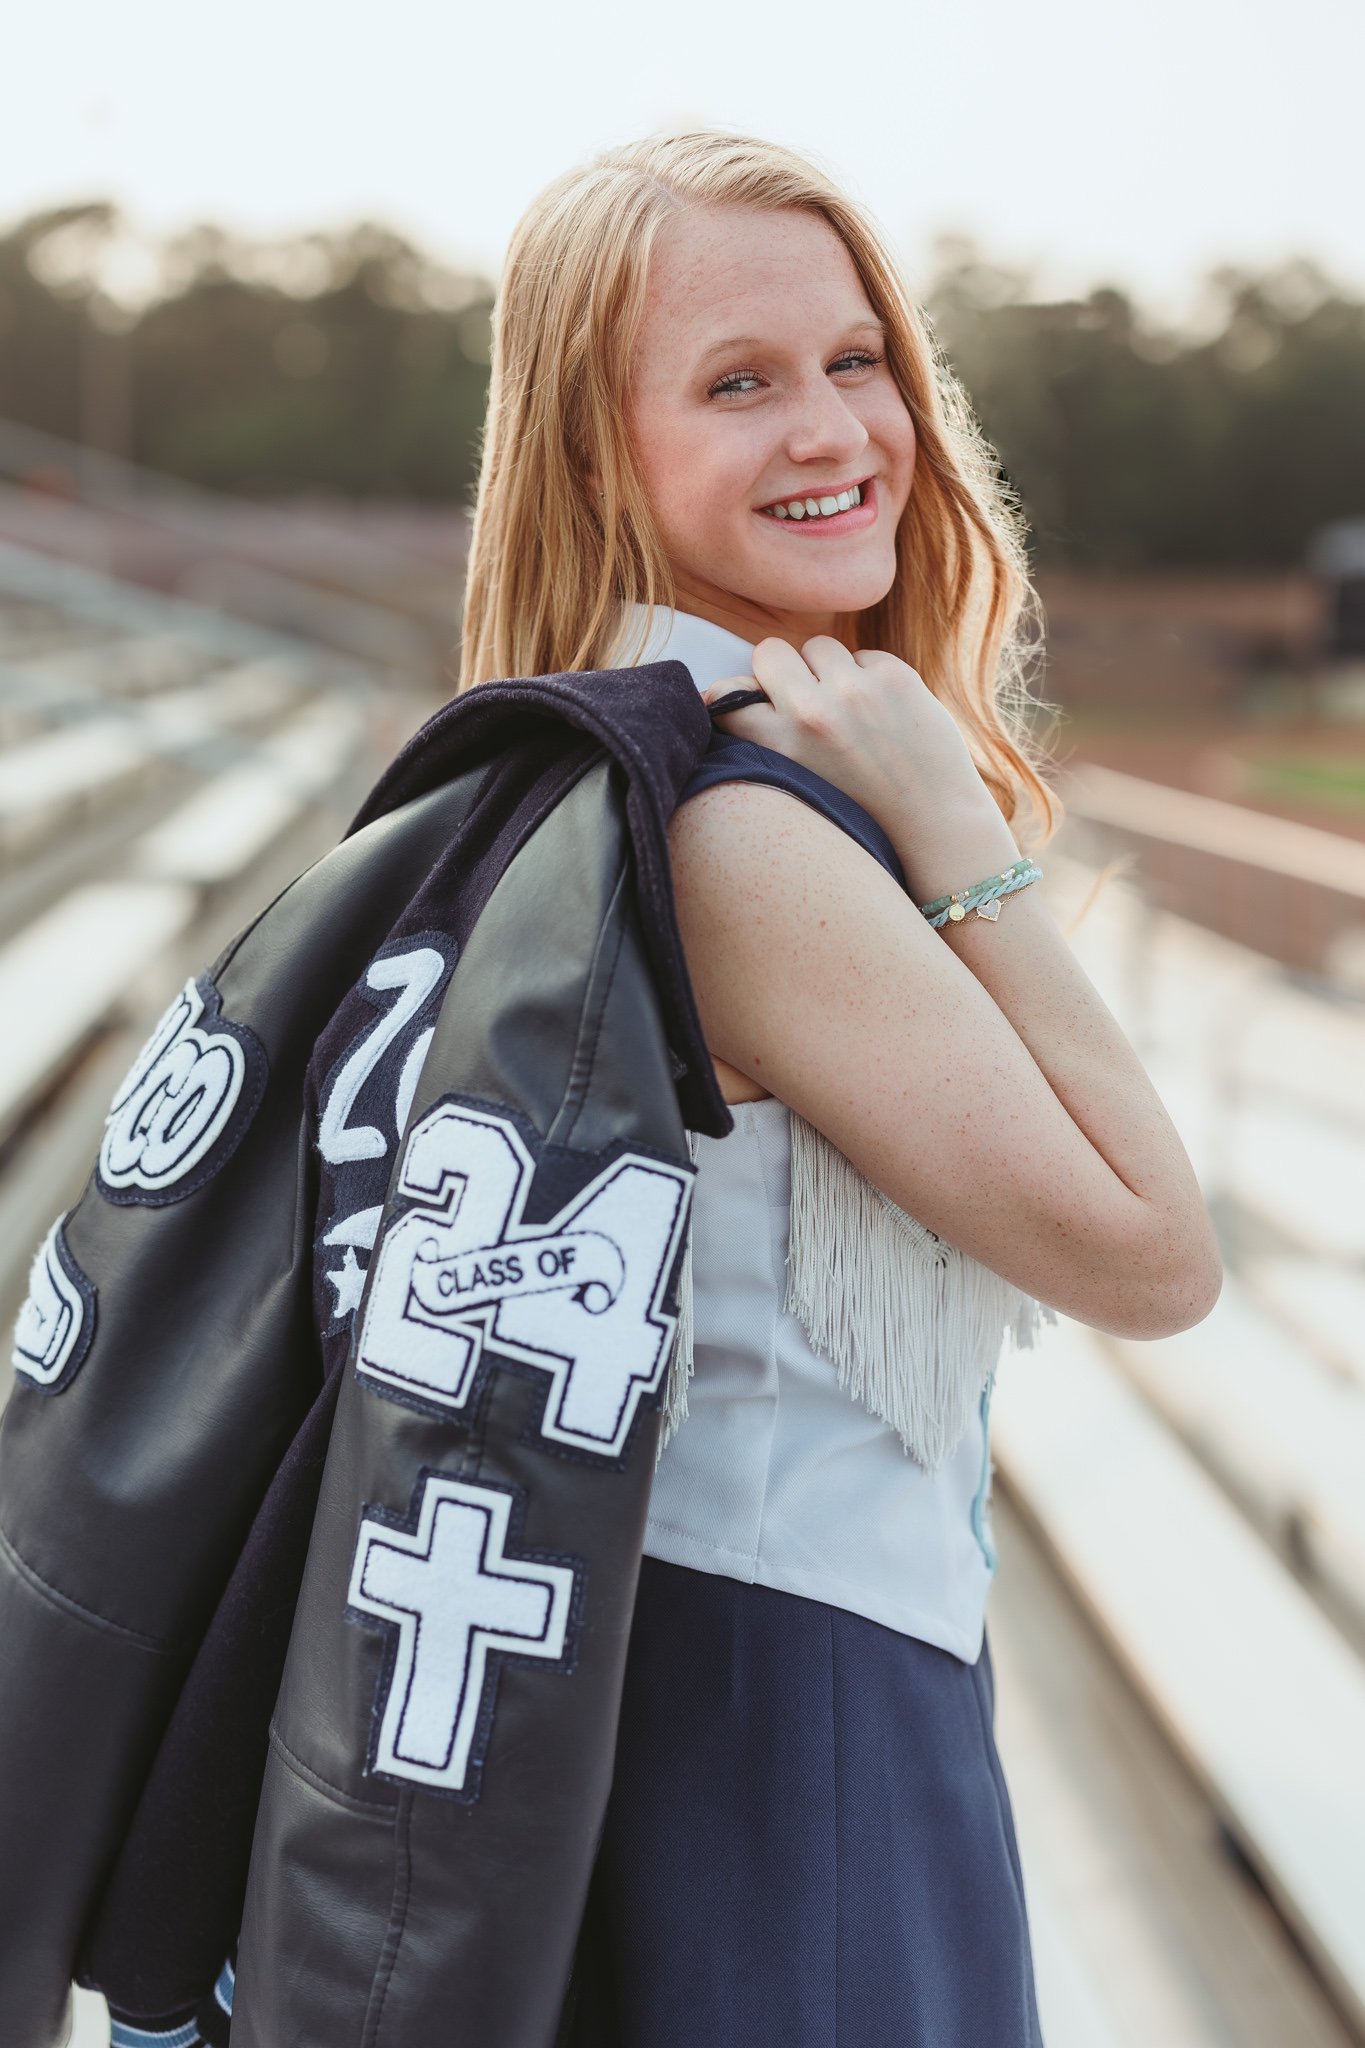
[782,369,872,470]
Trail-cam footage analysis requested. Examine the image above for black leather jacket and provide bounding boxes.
[0,660,735,2048]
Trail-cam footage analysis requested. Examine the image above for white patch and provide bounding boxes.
[99,978,264,1202]
[325,1245,368,1320]
[356,1101,692,1458]
[319,948,447,1166]
[11,1215,95,1389]
[320,1205,382,1320]
[323,1206,383,1250]
[348,1472,576,1794]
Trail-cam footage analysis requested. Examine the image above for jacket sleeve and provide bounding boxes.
[229,752,698,2048]
[0,776,480,2048]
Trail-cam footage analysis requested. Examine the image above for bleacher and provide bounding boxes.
[0,540,390,1158]
[4,457,1365,2046]
[991,842,1365,2042]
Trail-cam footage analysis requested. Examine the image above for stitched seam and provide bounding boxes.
[748,1119,786,1580]
[640,1518,758,1564]
[829,1603,841,2048]
[266,1723,397,1815]
[560,874,629,1147]
[552,862,629,1147]
[967,1645,1039,1992]
[207,868,306,981]
[0,1522,170,1651]
[365,1790,414,2048]
[970,1375,998,1570]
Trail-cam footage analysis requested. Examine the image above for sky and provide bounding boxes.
[10,0,1364,333]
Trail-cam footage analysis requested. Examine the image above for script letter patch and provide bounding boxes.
[313,934,458,1331]
[11,1214,96,1392]
[98,976,267,1205]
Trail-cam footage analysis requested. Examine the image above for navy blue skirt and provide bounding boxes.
[564,1556,1044,2047]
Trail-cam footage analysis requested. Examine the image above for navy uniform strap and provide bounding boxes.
[679,729,905,888]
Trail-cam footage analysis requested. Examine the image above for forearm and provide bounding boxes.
[888,796,1222,1309]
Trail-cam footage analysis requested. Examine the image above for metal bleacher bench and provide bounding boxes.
[0,653,316,854]
[132,697,364,886]
[991,1314,1365,2037]
[0,690,365,1147]
[0,881,195,1145]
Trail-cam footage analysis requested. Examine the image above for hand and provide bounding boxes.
[701,636,984,839]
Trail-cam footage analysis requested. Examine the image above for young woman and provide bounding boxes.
[458,129,1223,2047]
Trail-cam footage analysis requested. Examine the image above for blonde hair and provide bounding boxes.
[458,127,1064,846]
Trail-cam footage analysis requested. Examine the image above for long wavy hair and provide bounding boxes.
[458,127,1065,847]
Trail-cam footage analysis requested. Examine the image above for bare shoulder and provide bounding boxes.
[666,779,945,1104]
[667,777,913,942]
[666,781,887,1106]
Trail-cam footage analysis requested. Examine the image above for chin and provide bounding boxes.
[753,557,898,619]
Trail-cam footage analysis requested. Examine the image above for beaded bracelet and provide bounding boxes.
[919,855,1043,929]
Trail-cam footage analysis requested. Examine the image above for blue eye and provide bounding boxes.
[708,348,884,399]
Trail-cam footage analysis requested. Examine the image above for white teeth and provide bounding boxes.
[761,482,864,519]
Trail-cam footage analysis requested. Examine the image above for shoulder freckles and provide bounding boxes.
[670,779,837,860]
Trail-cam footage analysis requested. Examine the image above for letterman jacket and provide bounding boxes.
[0,658,740,2048]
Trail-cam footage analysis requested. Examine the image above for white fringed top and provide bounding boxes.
[609,602,1052,1661]
[644,1095,1000,1660]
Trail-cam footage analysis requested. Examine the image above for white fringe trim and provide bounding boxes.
[784,1111,1057,1470]
[658,1130,702,1464]
[656,1114,1057,1473]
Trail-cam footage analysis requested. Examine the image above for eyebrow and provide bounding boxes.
[698,316,886,360]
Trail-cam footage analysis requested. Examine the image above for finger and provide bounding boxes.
[800,634,861,687]
[748,635,823,714]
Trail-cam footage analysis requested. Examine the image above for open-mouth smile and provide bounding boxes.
[755,475,877,533]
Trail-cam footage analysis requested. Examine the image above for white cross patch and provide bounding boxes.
[347,1472,577,1796]
[355,1100,693,1459]
[98,976,266,1204]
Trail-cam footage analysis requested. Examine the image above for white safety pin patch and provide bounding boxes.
[355,1100,693,1459]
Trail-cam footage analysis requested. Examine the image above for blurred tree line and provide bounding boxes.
[924,236,1365,572]
[0,204,493,501]
[1,201,1361,571]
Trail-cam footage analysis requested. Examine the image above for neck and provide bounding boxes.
[669,580,851,653]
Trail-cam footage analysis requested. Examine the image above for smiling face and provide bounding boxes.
[624,203,917,649]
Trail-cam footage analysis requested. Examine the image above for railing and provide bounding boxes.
[1059,760,1365,989]
[0,417,463,687]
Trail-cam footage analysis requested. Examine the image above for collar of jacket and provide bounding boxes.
[347,658,731,1140]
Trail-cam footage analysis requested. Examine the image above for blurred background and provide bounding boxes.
[4,2,1365,2042]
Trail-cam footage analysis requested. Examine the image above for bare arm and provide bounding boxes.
[668,778,1222,1343]
[889,786,1223,1336]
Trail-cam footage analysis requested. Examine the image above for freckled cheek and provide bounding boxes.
[655,440,758,536]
